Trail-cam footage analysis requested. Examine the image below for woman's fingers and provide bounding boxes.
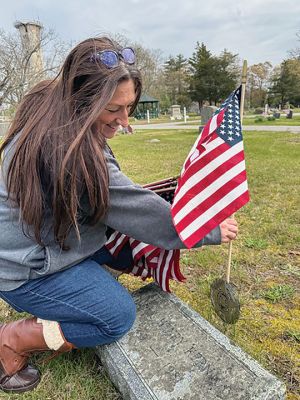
[220,218,238,243]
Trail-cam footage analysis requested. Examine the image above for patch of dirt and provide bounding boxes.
[266,354,300,396]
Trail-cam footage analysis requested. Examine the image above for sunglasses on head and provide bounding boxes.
[90,47,136,69]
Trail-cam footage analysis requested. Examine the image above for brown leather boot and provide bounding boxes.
[0,317,74,393]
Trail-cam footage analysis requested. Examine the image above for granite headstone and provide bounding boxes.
[96,283,286,400]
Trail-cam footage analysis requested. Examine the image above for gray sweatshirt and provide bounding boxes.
[0,139,221,291]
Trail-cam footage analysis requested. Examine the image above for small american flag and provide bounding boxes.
[105,231,184,292]
[171,86,250,248]
[105,178,185,293]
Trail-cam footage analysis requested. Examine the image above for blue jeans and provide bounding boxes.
[0,245,136,348]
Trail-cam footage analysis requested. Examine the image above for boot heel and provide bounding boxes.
[0,364,40,393]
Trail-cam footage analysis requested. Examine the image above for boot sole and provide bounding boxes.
[0,374,41,394]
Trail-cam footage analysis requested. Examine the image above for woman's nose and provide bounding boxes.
[116,108,129,126]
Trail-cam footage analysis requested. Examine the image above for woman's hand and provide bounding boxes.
[220,218,238,243]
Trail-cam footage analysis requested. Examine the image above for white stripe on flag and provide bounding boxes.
[173,160,246,224]
[186,136,225,171]
[183,137,201,169]
[141,266,149,278]
[131,266,139,275]
[173,140,244,206]
[209,113,219,134]
[175,137,224,206]
[105,231,119,246]
[175,136,224,205]
[131,241,148,257]
[162,250,173,291]
[171,262,176,280]
[109,233,127,254]
[156,251,164,290]
[182,114,219,173]
[180,180,249,241]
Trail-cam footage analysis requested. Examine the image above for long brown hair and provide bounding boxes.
[0,37,142,248]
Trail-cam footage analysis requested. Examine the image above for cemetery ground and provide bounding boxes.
[130,108,300,127]
[172,115,300,127]
[0,130,299,400]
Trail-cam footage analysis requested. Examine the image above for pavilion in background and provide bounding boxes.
[134,94,159,119]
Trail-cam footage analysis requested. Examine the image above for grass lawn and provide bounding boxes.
[0,130,299,399]
[242,115,300,126]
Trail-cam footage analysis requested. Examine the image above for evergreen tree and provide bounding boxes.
[188,42,239,110]
[163,54,191,109]
[269,59,300,106]
[188,42,215,109]
[214,49,240,103]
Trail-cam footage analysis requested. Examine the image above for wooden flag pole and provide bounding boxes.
[225,60,248,284]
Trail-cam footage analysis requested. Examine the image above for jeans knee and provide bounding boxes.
[105,295,136,341]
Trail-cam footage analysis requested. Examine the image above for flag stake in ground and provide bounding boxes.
[210,60,248,325]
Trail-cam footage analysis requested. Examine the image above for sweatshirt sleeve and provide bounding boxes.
[104,149,221,250]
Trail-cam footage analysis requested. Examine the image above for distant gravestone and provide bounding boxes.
[171,105,182,120]
[264,104,269,116]
[96,284,286,400]
[201,105,217,126]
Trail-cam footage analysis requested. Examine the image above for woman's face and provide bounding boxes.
[94,79,136,139]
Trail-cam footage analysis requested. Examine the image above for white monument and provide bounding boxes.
[170,105,182,120]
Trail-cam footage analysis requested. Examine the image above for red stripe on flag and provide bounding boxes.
[130,240,156,261]
[106,232,129,256]
[171,250,185,282]
[172,150,245,216]
[180,140,229,188]
[165,250,174,292]
[175,170,248,233]
[156,251,167,291]
[106,233,184,292]
[182,190,250,248]
[182,110,226,172]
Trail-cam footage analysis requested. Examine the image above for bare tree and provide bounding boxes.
[289,31,300,59]
[0,26,69,110]
[133,43,163,96]
[247,62,273,108]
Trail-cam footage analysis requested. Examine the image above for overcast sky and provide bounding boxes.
[1,0,300,67]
